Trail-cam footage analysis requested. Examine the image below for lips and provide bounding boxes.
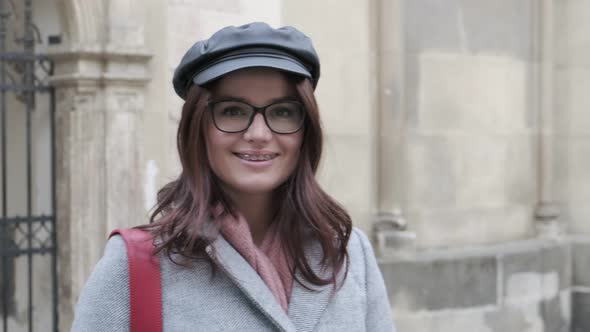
[234,152,278,162]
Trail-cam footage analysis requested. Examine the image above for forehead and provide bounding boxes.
[210,67,297,104]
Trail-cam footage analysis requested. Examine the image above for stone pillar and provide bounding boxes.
[50,46,151,332]
[102,52,151,232]
[373,0,415,257]
[553,0,590,329]
[49,1,151,330]
[533,0,561,237]
[51,71,105,331]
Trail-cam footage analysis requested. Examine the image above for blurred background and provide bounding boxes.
[0,0,589,331]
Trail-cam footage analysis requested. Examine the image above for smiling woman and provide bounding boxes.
[206,68,304,202]
[71,22,395,332]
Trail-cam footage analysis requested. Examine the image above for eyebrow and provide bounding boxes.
[212,95,300,106]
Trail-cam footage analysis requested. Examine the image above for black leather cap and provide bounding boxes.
[172,22,320,99]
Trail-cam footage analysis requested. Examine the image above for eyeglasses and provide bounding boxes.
[208,99,306,134]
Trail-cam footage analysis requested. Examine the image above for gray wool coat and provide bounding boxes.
[71,227,395,332]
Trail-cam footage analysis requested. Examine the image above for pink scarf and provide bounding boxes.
[217,211,293,312]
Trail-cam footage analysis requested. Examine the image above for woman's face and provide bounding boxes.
[206,67,304,197]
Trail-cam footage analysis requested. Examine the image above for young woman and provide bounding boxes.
[72,22,395,332]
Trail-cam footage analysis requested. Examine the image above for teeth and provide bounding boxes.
[237,153,275,161]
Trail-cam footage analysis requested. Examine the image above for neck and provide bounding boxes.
[226,190,274,246]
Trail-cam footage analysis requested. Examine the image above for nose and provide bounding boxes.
[243,113,272,142]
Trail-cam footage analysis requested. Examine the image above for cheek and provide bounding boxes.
[205,126,216,163]
[281,134,304,169]
[205,126,230,173]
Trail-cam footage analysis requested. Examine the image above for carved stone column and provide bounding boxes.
[50,56,105,330]
[373,0,415,257]
[50,46,151,332]
[49,1,151,330]
[102,51,151,232]
[533,0,561,237]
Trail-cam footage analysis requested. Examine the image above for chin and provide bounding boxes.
[228,177,285,195]
[236,183,279,195]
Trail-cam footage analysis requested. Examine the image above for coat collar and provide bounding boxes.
[207,234,336,332]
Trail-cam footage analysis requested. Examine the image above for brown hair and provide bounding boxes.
[143,77,352,288]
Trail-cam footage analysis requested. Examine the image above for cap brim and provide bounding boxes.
[192,55,312,86]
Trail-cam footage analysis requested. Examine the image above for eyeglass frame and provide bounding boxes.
[207,98,306,134]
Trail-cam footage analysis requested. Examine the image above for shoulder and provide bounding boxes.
[346,227,387,288]
[71,235,130,331]
[80,234,129,286]
[85,235,130,285]
[345,227,376,284]
[347,227,374,258]
[100,235,129,267]
[347,228,396,331]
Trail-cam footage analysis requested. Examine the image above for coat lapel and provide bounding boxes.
[287,240,338,332]
[207,235,296,332]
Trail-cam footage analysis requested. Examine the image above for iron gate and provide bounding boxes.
[0,0,57,331]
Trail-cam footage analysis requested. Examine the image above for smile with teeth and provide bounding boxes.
[235,153,277,161]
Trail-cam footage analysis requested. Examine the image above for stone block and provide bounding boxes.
[405,135,456,209]
[405,0,533,59]
[452,135,510,208]
[569,209,590,235]
[558,136,590,233]
[456,0,533,59]
[572,291,590,332]
[405,0,462,52]
[407,205,532,249]
[555,68,590,135]
[484,291,570,332]
[403,131,536,247]
[501,242,571,302]
[553,136,570,203]
[503,138,537,204]
[572,241,590,287]
[395,308,495,332]
[282,0,371,56]
[318,134,376,233]
[540,292,571,332]
[406,134,531,209]
[417,51,529,133]
[569,139,590,201]
[380,254,497,312]
[555,0,590,67]
[483,304,543,332]
[380,239,575,331]
[318,50,374,136]
[393,297,563,332]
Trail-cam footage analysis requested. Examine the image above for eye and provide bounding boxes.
[268,103,301,118]
[221,106,247,117]
[213,102,251,118]
[273,107,294,117]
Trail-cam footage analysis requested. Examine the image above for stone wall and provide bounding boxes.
[382,239,574,331]
[554,0,590,235]
[571,239,590,332]
[374,1,590,330]
[399,0,538,248]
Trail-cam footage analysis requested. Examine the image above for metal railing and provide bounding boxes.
[0,0,57,331]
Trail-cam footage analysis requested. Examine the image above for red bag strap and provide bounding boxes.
[110,229,162,332]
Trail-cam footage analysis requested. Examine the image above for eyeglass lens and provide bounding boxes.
[211,101,304,134]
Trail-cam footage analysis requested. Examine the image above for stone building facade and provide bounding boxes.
[1,0,588,331]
